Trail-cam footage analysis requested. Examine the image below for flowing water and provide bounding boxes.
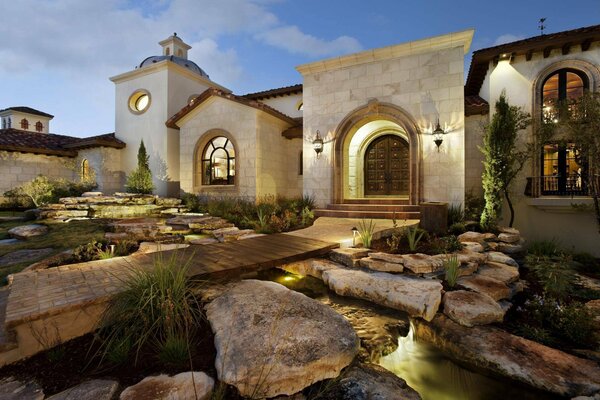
[256,269,560,400]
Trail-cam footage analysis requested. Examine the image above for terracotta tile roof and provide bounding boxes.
[0,129,125,157]
[166,88,299,129]
[465,24,600,96]
[465,95,489,116]
[0,106,54,119]
[243,84,303,100]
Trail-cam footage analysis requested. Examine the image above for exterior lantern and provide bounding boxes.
[433,120,445,152]
[351,226,359,247]
[313,130,324,158]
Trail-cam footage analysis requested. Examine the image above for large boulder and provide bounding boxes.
[322,269,442,321]
[401,253,443,274]
[205,280,359,398]
[486,251,518,267]
[7,224,48,239]
[0,248,54,268]
[335,363,421,400]
[413,314,600,397]
[457,231,496,244]
[119,372,213,400]
[443,290,505,327]
[47,379,118,400]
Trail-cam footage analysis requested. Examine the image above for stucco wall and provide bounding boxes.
[464,114,487,197]
[258,93,303,118]
[179,97,258,200]
[300,38,468,207]
[0,147,124,197]
[473,41,600,255]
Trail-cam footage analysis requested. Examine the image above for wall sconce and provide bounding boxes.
[313,130,324,158]
[351,226,359,247]
[432,120,445,152]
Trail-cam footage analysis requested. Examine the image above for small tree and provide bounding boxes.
[557,92,600,233]
[480,93,531,229]
[125,140,154,194]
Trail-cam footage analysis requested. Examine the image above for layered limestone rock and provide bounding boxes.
[322,269,442,321]
[359,257,404,273]
[457,274,511,301]
[413,314,600,397]
[205,280,359,398]
[486,251,518,267]
[279,258,342,280]
[47,379,119,400]
[335,363,421,400]
[120,372,214,400]
[401,253,444,274]
[330,248,371,268]
[478,262,520,284]
[457,231,496,243]
[443,290,505,327]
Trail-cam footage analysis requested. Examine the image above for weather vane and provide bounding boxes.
[539,18,546,36]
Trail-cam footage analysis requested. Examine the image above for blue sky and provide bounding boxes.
[1,0,598,136]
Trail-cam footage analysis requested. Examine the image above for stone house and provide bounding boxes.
[1,25,599,254]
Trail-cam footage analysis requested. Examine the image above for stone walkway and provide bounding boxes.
[286,217,418,247]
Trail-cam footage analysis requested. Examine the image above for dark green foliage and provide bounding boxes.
[464,190,485,222]
[125,140,154,194]
[447,203,464,226]
[571,252,600,275]
[180,192,205,213]
[526,253,575,300]
[527,240,561,258]
[113,240,139,257]
[431,235,464,254]
[3,176,97,208]
[448,222,466,235]
[105,336,131,365]
[158,335,190,367]
[480,93,531,229]
[515,294,598,348]
[444,254,460,288]
[72,240,105,262]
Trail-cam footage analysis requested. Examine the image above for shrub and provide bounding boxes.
[554,302,598,347]
[387,231,403,253]
[358,219,376,248]
[528,240,561,257]
[181,192,204,213]
[113,240,139,257]
[72,240,105,262]
[432,235,464,254]
[125,140,154,194]
[571,252,600,275]
[95,251,201,365]
[448,222,466,235]
[444,254,461,288]
[464,190,485,222]
[301,206,314,227]
[158,334,190,367]
[406,226,425,252]
[515,324,555,346]
[447,203,464,226]
[526,253,575,300]
[3,176,97,208]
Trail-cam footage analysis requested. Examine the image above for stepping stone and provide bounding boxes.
[7,224,48,240]
[0,239,20,246]
[478,261,520,284]
[47,379,118,400]
[189,237,219,245]
[0,216,25,222]
[120,372,213,400]
[280,258,342,280]
[457,274,511,301]
[0,248,54,268]
[443,290,505,327]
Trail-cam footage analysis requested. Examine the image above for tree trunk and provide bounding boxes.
[589,172,600,234]
[505,189,515,227]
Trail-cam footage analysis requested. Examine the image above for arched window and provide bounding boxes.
[200,136,235,185]
[541,68,588,195]
[1,118,5,129]
[20,118,29,130]
[165,47,171,56]
[35,121,43,132]
[81,159,91,181]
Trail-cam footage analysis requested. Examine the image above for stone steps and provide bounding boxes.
[326,204,421,212]
[341,199,410,205]
[314,208,420,220]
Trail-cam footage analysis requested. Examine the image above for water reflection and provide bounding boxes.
[379,324,559,400]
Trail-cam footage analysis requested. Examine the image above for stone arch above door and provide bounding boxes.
[333,99,422,204]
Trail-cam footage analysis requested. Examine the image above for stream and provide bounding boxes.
[253,268,560,400]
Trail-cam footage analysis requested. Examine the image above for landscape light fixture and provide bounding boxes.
[313,130,324,158]
[433,120,445,152]
[351,226,359,247]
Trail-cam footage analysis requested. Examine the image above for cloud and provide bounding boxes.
[188,39,243,88]
[256,25,362,58]
[493,34,525,46]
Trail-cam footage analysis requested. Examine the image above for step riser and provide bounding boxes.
[327,204,420,212]
[341,199,410,205]
[314,210,421,219]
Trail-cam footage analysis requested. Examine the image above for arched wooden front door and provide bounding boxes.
[364,135,409,196]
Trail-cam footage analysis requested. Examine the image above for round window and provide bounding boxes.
[128,90,151,114]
